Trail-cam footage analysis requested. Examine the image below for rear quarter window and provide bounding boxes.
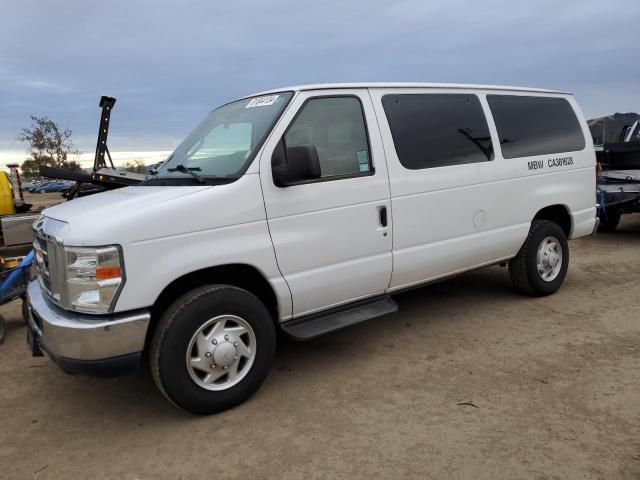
[487,95,585,159]
[382,94,494,170]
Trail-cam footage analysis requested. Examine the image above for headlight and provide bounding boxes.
[64,246,124,314]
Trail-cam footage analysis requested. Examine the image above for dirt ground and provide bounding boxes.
[22,191,65,211]
[1,215,639,480]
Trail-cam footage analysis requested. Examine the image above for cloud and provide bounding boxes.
[1,0,639,157]
[21,79,70,92]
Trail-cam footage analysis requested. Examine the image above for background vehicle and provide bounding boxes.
[61,183,106,198]
[30,181,53,193]
[26,83,597,414]
[0,168,38,251]
[595,120,640,231]
[36,181,71,193]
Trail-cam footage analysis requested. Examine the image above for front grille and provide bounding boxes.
[33,216,67,306]
[33,229,52,295]
[31,306,43,330]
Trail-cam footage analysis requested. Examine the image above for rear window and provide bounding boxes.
[487,95,585,159]
[381,94,494,170]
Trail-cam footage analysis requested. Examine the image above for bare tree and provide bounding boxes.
[18,116,81,177]
[121,158,148,174]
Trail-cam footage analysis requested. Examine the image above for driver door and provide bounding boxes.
[260,90,393,318]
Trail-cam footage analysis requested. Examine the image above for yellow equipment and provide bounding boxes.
[0,172,16,216]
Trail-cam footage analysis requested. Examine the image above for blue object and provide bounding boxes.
[20,250,34,267]
[597,188,607,219]
[0,250,34,301]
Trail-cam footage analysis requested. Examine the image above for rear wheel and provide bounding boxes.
[150,285,276,414]
[509,220,569,296]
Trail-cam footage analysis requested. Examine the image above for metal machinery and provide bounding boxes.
[40,96,145,200]
[596,120,640,231]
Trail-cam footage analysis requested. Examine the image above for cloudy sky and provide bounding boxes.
[1,0,639,168]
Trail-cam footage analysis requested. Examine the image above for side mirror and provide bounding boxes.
[272,142,321,187]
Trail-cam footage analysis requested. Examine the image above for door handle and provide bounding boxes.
[379,206,388,227]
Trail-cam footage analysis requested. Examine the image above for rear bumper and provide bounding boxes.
[570,206,598,239]
[26,280,150,376]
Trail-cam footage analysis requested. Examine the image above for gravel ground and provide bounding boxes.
[1,215,639,480]
[22,191,65,211]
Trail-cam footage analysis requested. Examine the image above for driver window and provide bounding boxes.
[284,97,372,178]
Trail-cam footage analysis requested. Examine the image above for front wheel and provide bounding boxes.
[150,285,276,414]
[509,220,569,296]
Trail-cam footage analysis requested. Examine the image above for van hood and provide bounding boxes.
[44,185,210,224]
[39,174,265,247]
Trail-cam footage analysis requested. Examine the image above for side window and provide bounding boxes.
[381,94,493,170]
[284,97,372,178]
[487,95,585,159]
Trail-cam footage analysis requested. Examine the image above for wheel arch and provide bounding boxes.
[533,204,572,238]
[147,264,280,347]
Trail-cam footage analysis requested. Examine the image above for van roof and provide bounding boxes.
[250,83,571,97]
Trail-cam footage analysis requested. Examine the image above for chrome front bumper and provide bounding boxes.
[27,280,150,375]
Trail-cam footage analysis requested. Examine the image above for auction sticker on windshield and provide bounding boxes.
[246,95,279,108]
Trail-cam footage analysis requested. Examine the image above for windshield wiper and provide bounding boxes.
[167,164,207,184]
[139,166,158,184]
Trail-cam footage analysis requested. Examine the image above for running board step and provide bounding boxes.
[281,296,398,340]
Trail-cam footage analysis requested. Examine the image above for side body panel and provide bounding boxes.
[48,176,293,318]
[369,87,596,292]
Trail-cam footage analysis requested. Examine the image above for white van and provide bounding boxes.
[27,83,597,414]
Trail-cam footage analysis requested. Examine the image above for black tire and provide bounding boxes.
[21,298,30,324]
[598,209,621,232]
[150,285,276,415]
[509,220,569,297]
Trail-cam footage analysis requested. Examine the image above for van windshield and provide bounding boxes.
[153,92,293,183]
